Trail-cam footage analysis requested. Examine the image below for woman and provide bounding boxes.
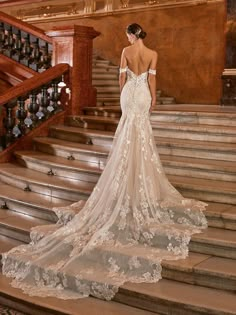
[2,24,207,301]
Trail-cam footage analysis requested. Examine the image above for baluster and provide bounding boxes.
[27,91,40,128]
[40,43,51,69]
[5,26,14,57]
[49,81,60,112]
[3,104,16,146]
[14,98,27,137]
[31,39,41,71]
[13,30,22,61]
[21,34,32,67]
[38,86,50,118]
[0,23,5,53]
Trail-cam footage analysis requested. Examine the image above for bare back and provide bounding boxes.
[120,43,157,76]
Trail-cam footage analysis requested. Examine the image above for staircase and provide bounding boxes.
[0,56,236,315]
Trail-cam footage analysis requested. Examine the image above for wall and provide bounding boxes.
[11,1,227,104]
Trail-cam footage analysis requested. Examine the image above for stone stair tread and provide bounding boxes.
[0,209,50,233]
[158,104,236,113]
[0,235,22,254]
[205,202,236,219]
[0,274,155,315]
[0,182,71,210]
[51,125,114,138]
[154,121,236,134]
[169,174,236,193]
[15,150,103,174]
[155,108,236,118]
[161,154,236,172]
[192,226,236,247]
[156,136,236,152]
[68,115,119,124]
[121,278,236,314]
[34,136,109,155]
[0,163,94,193]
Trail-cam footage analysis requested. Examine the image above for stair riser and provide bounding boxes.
[151,115,236,127]
[93,80,119,86]
[0,199,57,222]
[162,267,236,292]
[157,145,236,162]
[0,225,29,243]
[16,156,101,183]
[177,186,236,205]
[164,166,236,182]
[115,291,225,315]
[34,142,107,169]
[190,242,236,260]
[205,215,236,230]
[66,119,117,132]
[83,109,121,118]
[50,130,113,148]
[96,100,120,106]
[154,129,236,143]
[0,173,91,202]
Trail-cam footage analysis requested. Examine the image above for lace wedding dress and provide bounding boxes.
[2,68,207,300]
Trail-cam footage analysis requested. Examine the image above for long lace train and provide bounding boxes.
[2,68,207,300]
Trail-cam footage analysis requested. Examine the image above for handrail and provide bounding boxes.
[0,11,52,44]
[0,63,69,106]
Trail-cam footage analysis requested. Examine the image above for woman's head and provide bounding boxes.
[126,23,147,40]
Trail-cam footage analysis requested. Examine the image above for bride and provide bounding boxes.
[2,23,207,300]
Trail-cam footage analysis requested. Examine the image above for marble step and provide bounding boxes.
[117,278,236,315]
[16,146,236,183]
[0,235,22,267]
[96,98,120,106]
[0,182,71,222]
[169,174,236,204]
[33,136,109,168]
[153,122,236,143]
[97,86,120,93]
[49,125,114,148]
[190,226,236,259]
[162,154,236,182]
[83,106,236,127]
[151,110,236,127]
[15,150,102,182]
[65,115,236,143]
[92,67,118,74]
[0,274,156,315]
[93,64,118,70]
[93,78,119,86]
[156,137,236,162]
[1,217,236,295]
[0,163,94,202]
[0,208,50,243]
[48,125,236,162]
[1,243,236,315]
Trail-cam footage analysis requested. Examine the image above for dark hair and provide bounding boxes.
[126,23,147,39]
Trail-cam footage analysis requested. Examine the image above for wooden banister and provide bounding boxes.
[0,11,52,44]
[0,63,69,106]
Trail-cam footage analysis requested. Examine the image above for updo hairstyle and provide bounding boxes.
[126,23,147,40]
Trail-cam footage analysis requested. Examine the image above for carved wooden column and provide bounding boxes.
[46,26,100,115]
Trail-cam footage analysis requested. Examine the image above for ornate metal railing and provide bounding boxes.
[0,11,53,72]
[0,63,70,148]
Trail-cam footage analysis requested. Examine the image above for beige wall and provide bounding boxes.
[33,2,225,104]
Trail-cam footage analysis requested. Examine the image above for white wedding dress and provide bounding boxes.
[2,68,207,300]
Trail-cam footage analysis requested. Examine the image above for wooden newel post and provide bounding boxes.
[46,25,100,115]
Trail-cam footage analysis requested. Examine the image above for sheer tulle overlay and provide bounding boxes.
[2,69,207,300]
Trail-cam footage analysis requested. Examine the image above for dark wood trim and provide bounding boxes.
[0,11,53,43]
[0,63,70,106]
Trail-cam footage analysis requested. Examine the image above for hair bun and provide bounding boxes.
[139,31,147,39]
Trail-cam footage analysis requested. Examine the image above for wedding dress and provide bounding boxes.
[2,67,207,300]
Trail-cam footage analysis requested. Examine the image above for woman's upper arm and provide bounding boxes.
[149,51,158,71]
[120,48,128,69]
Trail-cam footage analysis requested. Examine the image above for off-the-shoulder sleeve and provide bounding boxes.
[148,69,156,75]
[119,67,127,74]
